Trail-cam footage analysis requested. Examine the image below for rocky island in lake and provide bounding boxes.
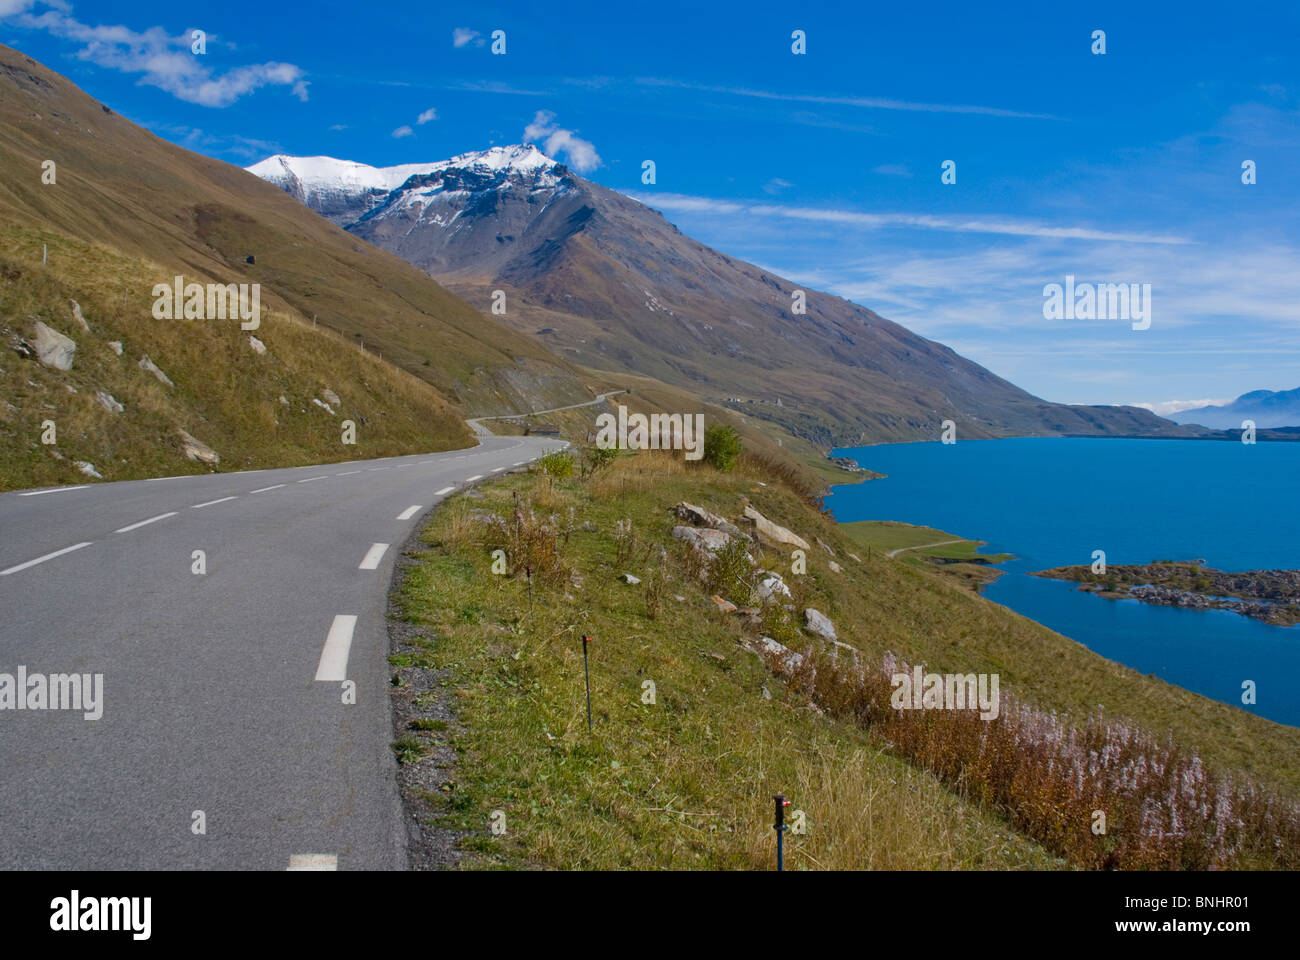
[1031,561,1300,627]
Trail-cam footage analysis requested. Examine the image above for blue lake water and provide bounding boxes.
[829,438,1300,727]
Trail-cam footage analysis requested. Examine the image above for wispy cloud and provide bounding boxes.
[524,110,601,172]
[623,191,1192,245]
[762,178,793,195]
[634,78,1058,119]
[416,106,437,124]
[392,124,413,138]
[4,2,308,106]
[452,27,481,48]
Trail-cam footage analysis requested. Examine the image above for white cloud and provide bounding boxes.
[7,3,308,107]
[762,178,793,195]
[392,125,413,138]
[452,27,480,48]
[416,107,437,124]
[623,191,1191,245]
[523,110,601,173]
[1125,399,1234,417]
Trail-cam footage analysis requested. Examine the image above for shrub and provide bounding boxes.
[538,451,574,479]
[703,424,743,472]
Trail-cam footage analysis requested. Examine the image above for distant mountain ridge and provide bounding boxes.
[250,144,1190,446]
[1170,388,1300,430]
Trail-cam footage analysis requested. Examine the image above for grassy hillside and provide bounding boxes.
[0,221,474,488]
[0,43,593,430]
[389,447,1300,869]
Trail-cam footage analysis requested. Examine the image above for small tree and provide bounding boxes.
[703,424,743,472]
[539,451,575,480]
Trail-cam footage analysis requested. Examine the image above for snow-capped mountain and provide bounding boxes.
[248,143,1186,445]
[247,145,562,233]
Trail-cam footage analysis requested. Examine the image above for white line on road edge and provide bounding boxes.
[0,542,93,576]
[513,462,526,466]
[465,475,483,482]
[17,486,88,497]
[143,476,193,483]
[250,484,285,494]
[434,486,455,496]
[191,496,237,509]
[335,470,362,476]
[287,854,337,871]
[297,476,328,483]
[358,543,390,570]
[315,615,356,682]
[114,512,177,533]
[396,505,422,520]
[490,467,504,473]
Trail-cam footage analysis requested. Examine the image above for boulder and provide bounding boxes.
[312,397,336,415]
[95,391,123,414]
[620,573,641,585]
[672,501,748,539]
[816,536,836,557]
[139,355,173,388]
[74,460,102,479]
[107,341,123,356]
[672,525,733,554]
[803,608,837,641]
[248,336,267,355]
[710,595,738,614]
[753,636,806,676]
[756,571,791,601]
[31,320,75,371]
[69,300,90,332]
[742,504,810,551]
[829,560,842,574]
[322,388,341,407]
[178,429,220,465]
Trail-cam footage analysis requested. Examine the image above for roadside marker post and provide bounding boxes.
[582,635,593,731]
[774,794,791,871]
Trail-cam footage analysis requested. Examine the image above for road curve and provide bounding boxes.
[0,433,565,870]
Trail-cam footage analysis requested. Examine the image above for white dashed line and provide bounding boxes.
[17,486,88,497]
[434,486,455,496]
[191,496,237,509]
[287,854,337,871]
[297,476,328,484]
[465,475,483,482]
[396,505,422,520]
[0,542,93,576]
[250,484,285,494]
[315,615,356,682]
[368,467,388,472]
[358,543,390,570]
[335,470,362,476]
[114,512,177,533]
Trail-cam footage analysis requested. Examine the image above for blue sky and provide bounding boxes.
[3,0,1298,413]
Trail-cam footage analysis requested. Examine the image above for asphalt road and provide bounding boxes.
[0,433,566,870]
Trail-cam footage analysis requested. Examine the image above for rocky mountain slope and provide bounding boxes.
[252,146,1190,446]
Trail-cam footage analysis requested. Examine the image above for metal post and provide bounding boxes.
[582,636,592,731]
[774,794,790,871]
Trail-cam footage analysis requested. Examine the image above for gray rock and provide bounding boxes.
[95,391,123,414]
[620,573,641,584]
[803,607,837,641]
[742,504,810,550]
[312,397,336,416]
[74,460,102,479]
[31,321,76,371]
[757,571,791,601]
[828,560,842,574]
[248,336,267,355]
[672,525,733,554]
[139,354,173,388]
[178,429,220,465]
[69,300,90,332]
[107,341,124,356]
[672,501,748,539]
[753,636,806,677]
[322,388,341,407]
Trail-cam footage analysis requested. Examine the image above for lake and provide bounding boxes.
[829,437,1300,726]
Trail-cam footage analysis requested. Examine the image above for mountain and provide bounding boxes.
[0,45,595,488]
[1170,389,1300,430]
[250,145,1189,446]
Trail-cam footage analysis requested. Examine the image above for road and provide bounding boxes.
[466,390,625,435]
[0,433,565,870]
[885,539,968,559]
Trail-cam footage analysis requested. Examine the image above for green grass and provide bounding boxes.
[391,449,1300,869]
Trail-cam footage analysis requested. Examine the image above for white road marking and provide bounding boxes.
[465,475,483,482]
[396,505,422,520]
[315,615,356,682]
[368,467,388,472]
[433,486,455,496]
[358,543,390,570]
[297,475,328,483]
[513,462,526,466]
[250,484,285,494]
[191,496,237,509]
[335,470,362,476]
[114,512,177,533]
[17,486,88,497]
[490,467,504,473]
[0,541,93,576]
[143,476,193,483]
[287,854,337,871]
